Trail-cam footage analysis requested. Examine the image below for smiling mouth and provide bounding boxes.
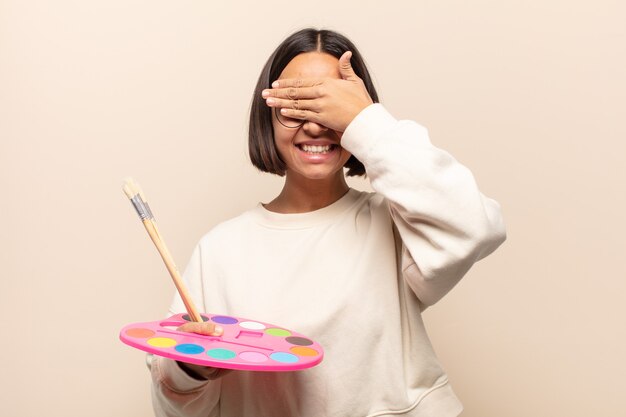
[295,144,338,154]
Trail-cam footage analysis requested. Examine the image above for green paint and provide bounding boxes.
[265,328,292,337]
[207,348,236,360]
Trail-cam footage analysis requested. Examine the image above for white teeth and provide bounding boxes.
[300,144,332,153]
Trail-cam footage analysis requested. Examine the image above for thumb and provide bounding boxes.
[339,51,358,81]
[177,322,224,336]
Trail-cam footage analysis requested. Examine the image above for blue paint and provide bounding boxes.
[270,352,299,363]
[175,344,205,354]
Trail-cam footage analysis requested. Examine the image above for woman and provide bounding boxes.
[150,28,506,417]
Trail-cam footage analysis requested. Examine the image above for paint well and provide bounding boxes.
[175,344,205,354]
[290,346,318,356]
[239,321,266,330]
[270,352,299,363]
[286,336,313,346]
[265,328,291,337]
[125,328,155,338]
[147,337,177,348]
[182,314,210,322]
[207,348,237,360]
[237,330,263,339]
[239,351,268,363]
[211,316,239,325]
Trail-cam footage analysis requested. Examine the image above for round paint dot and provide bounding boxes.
[265,328,292,337]
[125,328,155,338]
[182,314,210,322]
[290,346,319,357]
[285,336,313,346]
[207,348,236,360]
[175,344,204,354]
[239,351,268,363]
[270,352,299,363]
[211,316,239,325]
[239,321,266,330]
[147,337,177,348]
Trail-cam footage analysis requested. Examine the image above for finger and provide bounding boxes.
[177,322,224,336]
[262,85,319,100]
[279,107,316,122]
[271,77,321,89]
[339,51,358,81]
[265,97,317,112]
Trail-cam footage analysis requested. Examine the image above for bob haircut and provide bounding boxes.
[249,28,379,177]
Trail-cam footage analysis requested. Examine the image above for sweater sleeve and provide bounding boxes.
[150,356,222,417]
[150,244,222,416]
[341,104,507,308]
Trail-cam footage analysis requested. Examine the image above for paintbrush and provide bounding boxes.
[123,177,203,322]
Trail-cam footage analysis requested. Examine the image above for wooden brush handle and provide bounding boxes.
[142,220,203,322]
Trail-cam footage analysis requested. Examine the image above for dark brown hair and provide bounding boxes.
[248,28,379,177]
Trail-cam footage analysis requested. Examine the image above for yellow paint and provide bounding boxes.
[147,337,177,348]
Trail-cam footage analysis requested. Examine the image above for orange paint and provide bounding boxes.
[290,346,318,356]
[125,328,155,338]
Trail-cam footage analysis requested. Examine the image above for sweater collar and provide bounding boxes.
[250,188,362,229]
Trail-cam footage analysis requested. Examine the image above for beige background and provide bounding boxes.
[1,1,624,416]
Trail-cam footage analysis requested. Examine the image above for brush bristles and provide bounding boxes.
[122,183,135,199]
[123,177,140,199]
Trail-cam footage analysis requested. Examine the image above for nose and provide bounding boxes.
[302,120,329,137]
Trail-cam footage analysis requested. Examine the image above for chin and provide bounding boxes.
[291,166,345,181]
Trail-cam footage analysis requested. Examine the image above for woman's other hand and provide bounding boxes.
[263,51,373,132]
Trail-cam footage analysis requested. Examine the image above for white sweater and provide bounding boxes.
[150,104,507,417]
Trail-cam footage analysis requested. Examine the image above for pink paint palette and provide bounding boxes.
[120,313,324,371]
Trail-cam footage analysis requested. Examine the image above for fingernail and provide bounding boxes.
[272,81,279,88]
[214,325,224,335]
[262,89,270,98]
[266,98,275,105]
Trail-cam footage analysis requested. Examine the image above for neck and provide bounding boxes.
[264,172,350,214]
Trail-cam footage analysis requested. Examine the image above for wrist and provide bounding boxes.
[176,361,220,381]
